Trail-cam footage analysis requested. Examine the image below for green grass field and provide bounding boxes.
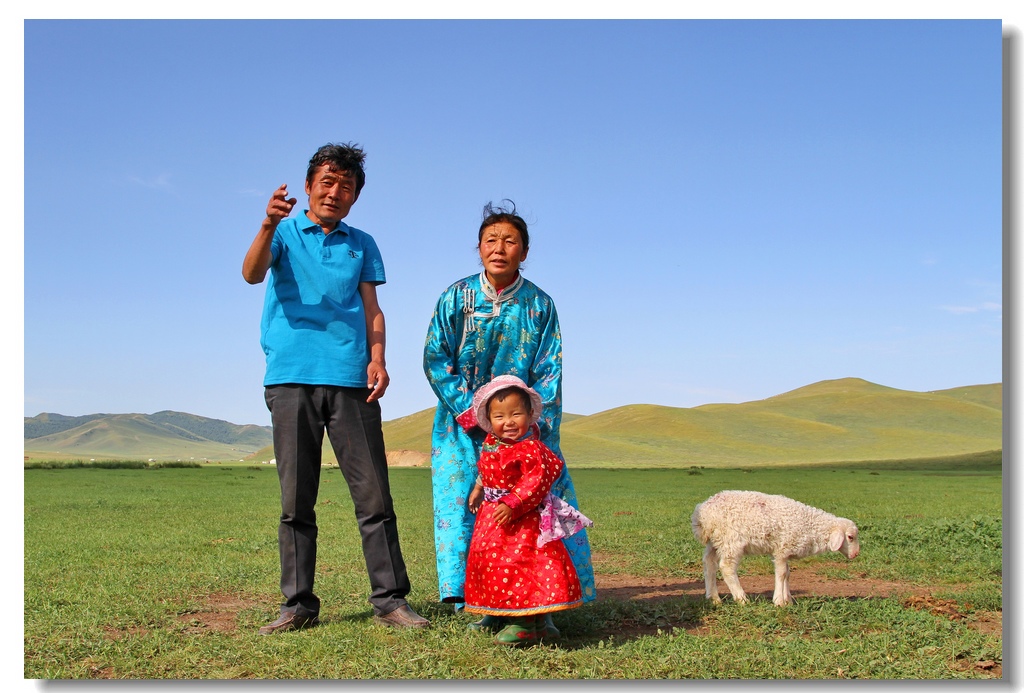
[24,462,1001,679]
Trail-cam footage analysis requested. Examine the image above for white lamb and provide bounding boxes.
[691,490,860,606]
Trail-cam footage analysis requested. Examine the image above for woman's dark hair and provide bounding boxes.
[478,199,530,251]
[306,142,366,193]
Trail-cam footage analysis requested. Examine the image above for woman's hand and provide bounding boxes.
[468,484,484,514]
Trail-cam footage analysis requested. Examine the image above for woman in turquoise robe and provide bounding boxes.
[422,202,595,610]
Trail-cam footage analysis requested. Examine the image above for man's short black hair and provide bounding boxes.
[306,142,366,193]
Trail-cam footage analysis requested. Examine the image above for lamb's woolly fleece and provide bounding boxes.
[691,490,860,606]
[692,490,859,561]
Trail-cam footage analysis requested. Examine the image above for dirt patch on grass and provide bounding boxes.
[904,594,966,620]
[102,625,150,641]
[591,559,1002,654]
[81,658,116,679]
[168,569,1001,647]
[966,610,1003,636]
[595,569,934,604]
[955,656,1002,677]
[902,593,1002,675]
[590,550,946,604]
[387,449,428,466]
[177,592,261,634]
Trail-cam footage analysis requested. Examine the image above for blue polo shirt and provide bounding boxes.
[260,211,386,387]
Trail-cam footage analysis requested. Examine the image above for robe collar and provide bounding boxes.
[480,271,523,303]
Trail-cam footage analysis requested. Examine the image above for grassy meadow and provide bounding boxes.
[24,459,1002,679]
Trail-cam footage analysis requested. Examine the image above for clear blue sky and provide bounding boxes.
[22,17,1006,428]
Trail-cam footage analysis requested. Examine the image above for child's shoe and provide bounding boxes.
[542,613,560,639]
[494,616,544,646]
[467,615,505,632]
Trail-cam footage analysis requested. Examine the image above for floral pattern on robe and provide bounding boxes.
[423,272,596,604]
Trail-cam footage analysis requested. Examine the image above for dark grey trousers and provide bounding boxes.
[264,384,411,618]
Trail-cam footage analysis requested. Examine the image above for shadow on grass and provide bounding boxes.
[547,590,717,650]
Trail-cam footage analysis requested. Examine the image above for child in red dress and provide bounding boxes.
[463,374,593,646]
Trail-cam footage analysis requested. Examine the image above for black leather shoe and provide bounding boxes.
[258,612,320,635]
[373,604,430,629]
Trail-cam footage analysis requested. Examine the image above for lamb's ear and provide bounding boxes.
[828,527,845,552]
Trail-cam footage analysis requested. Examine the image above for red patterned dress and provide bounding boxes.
[464,432,583,616]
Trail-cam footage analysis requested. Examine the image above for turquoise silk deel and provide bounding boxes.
[423,272,596,605]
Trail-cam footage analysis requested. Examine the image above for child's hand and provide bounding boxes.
[492,503,513,527]
[468,484,484,514]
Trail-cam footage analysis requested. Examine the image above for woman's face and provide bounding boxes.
[478,221,528,289]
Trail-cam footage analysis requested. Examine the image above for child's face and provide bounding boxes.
[487,391,531,440]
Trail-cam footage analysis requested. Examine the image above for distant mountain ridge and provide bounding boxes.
[24,410,273,461]
[25,412,108,439]
[26,378,1001,467]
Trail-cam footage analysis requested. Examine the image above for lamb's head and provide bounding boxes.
[828,519,860,559]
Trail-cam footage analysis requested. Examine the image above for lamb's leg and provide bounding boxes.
[702,544,721,603]
[718,553,748,603]
[772,556,792,606]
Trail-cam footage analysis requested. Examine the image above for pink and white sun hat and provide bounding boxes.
[471,374,543,433]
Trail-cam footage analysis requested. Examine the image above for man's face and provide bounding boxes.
[304,165,359,229]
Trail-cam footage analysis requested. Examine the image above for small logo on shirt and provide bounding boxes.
[348,250,359,259]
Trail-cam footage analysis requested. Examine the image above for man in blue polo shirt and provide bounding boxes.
[242,142,428,634]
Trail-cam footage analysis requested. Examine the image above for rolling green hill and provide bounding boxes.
[24,413,108,439]
[28,379,1001,467]
[382,408,437,453]
[319,378,1002,468]
[559,378,1001,467]
[23,411,273,462]
[927,383,1003,410]
[373,378,1001,467]
[243,407,593,464]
